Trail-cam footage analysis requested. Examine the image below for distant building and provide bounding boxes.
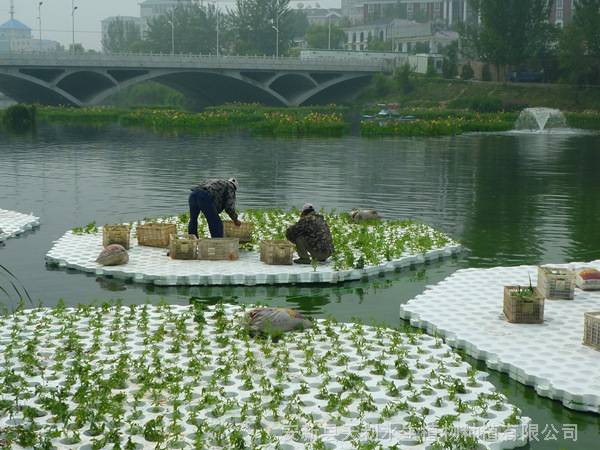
[0,18,32,53]
[101,16,143,44]
[300,49,445,75]
[139,0,194,36]
[341,0,473,26]
[550,0,574,27]
[301,8,343,26]
[344,18,457,53]
[33,39,62,52]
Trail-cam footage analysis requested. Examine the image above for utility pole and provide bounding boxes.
[168,8,175,55]
[72,0,78,50]
[328,14,331,50]
[272,0,286,58]
[38,2,43,52]
[216,0,220,56]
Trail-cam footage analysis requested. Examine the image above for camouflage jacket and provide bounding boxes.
[192,179,238,221]
[285,212,334,256]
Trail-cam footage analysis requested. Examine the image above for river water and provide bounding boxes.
[1,123,599,448]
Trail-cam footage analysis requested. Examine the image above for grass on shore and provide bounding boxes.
[357,75,600,112]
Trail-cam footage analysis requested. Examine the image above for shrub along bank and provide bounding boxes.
[29,102,600,138]
[357,75,600,112]
[39,105,348,137]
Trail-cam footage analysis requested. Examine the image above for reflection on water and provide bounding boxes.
[1,124,599,305]
[1,124,600,448]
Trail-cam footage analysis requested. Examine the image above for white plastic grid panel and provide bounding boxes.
[0,208,40,242]
[0,304,530,449]
[400,262,600,413]
[45,228,462,286]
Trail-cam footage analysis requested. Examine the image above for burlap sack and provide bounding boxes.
[96,244,129,266]
[245,307,312,333]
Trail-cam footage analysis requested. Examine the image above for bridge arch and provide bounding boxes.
[0,55,381,107]
[91,69,291,107]
[0,70,81,106]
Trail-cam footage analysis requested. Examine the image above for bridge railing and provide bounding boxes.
[0,51,390,72]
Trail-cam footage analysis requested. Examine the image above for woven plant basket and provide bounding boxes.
[537,266,575,300]
[223,221,254,243]
[584,311,600,350]
[198,238,239,261]
[102,224,130,250]
[169,234,197,260]
[260,240,295,265]
[503,285,544,324]
[137,223,177,248]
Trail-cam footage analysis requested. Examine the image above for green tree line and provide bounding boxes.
[460,0,600,85]
[103,0,346,57]
[102,0,600,86]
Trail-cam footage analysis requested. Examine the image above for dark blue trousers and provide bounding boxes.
[188,190,223,238]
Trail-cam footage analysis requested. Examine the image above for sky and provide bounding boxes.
[4,0,339,51]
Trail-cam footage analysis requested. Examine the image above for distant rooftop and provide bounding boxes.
[140,0,191,5]
[102,16,143,24]
[0,19,31,31]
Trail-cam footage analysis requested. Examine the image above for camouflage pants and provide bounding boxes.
[295,236,330,262]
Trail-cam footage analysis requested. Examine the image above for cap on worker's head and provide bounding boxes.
[228,177,239,190]
[302,203,315,213]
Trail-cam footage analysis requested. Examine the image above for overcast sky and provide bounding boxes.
[6,0,339,50]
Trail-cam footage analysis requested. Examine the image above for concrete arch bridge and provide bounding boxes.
[0,53,388,107]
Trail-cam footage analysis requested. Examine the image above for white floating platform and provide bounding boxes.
[45,230,461,286]
[0,208,40,242]
[0,304,530,449]
[400,262,600,414]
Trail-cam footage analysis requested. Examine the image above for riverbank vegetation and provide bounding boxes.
[34,101,600,139]
[361,114,516,137]
[1,104,37,133]
[358,76,600,112]
[38,104,348,137]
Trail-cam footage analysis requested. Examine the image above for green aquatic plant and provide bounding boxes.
[0,302,524,449]
[72,221,98,235]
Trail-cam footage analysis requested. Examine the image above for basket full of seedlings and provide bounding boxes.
[504,283,545,324]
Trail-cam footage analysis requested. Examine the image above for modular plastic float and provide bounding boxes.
[0,303,530,449]
[45,228,462,286]
[0,208,40,242]
[400,262,600,413]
